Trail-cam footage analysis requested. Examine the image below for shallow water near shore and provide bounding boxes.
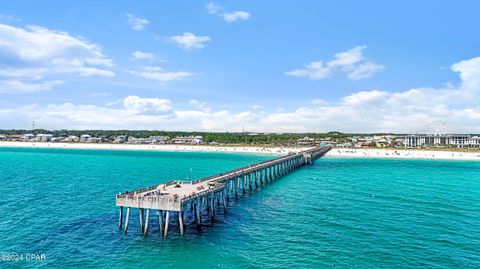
[1,147,479,268]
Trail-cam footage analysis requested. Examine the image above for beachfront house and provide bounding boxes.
[297,136,316,145]
[114,135,127,143]
[63,135,80,142]
[22,134,36,141]
[352,137,374,148]
[79,134,91,142]
[172,135,204,144]
[51,137,65,142]
[150,136,170,144]
[0,135,6,141]
[87,137,102,143]
[128,137,151,144]
[36,134,53,142]
[7,134,23,141]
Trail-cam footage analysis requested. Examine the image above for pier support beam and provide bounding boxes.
[242,176,246,194]
[159,210,164,235]
[195,202,202,225]
[234,178,238,197]
[118,206,123,229]
[164,211,170,238]
[139,208,144,231]
[124,207,130,233]
[222,193,227,213]
[210,196,215,220]
[143,209,150,235]
[178,211,184,235]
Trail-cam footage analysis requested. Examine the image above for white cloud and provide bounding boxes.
[311,99,327,105]
[341,90,389,106]
[123,96,172,115]
[131,50,155,61]
[0,23,114,93]
[285,46,384,80]
[345,62,385,80]
[189,99,209,111]
[285,61,331,80]
[87,92,109,97]
[169,32,212,50]
[2,56,480,133]
[206,3,250,22]
[222,11,250,23]
[0,80,63,93]
[126,14,149,31]
[129,66,193,82]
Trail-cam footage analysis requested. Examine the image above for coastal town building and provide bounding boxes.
[128,137,150,144]
[63,135,80,142]
[114,135,127,143]
[51,137,65,142]
[79,134,91,142]
[3,131,480,149]
[36,134,53,142]
[7,135,23,141]
[171,136,204,144]
[297,136,315,145]
[87,137,102,143]
[150,136,170,144]
[22,134,35,141]
[402,134,480,148]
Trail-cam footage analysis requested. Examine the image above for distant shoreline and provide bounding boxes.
[0,141,308,155]
[1,141,479,161]
[327,148,480,161]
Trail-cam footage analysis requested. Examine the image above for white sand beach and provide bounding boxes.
[327,148,480,161]
[1,142,480,161]
[0,141,308,155]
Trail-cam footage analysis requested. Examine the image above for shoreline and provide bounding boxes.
[1,141,480,161]
[0,141,308,155]
[326,148,480,161]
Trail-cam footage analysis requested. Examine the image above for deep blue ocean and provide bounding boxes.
[0,147,479,268]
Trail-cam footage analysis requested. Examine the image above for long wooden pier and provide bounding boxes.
[116,146,331,237]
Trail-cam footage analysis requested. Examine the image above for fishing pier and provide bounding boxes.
[116,146,331,237]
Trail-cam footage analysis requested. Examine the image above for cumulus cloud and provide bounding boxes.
[189,99,210,112]
[0,23,114,93]
[129,66,193,82]
[131,50,155,61]
[169,32,212,50]
[206,3,250,22]
[285,46,384,80]
[1,56,480,133]
[126,14,149,31]
[341,90,389,106]
[123,96,172,115]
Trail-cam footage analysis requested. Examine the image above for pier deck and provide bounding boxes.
[116,146,331,237]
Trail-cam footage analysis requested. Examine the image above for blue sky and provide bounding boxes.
[0,0,479,132]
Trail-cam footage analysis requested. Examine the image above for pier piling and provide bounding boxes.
[143,209,150,235]
[118,206,123,229]
[164,211,170,238]
[124,207,130,233]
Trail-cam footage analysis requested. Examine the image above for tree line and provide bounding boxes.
[0,129,377,144]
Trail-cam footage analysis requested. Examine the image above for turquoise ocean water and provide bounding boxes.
[0,147,479,268]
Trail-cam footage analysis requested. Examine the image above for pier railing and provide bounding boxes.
[116,146,332,236]
[116,146,331,199]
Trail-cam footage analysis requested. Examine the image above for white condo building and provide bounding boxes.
[402,134,480,148]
